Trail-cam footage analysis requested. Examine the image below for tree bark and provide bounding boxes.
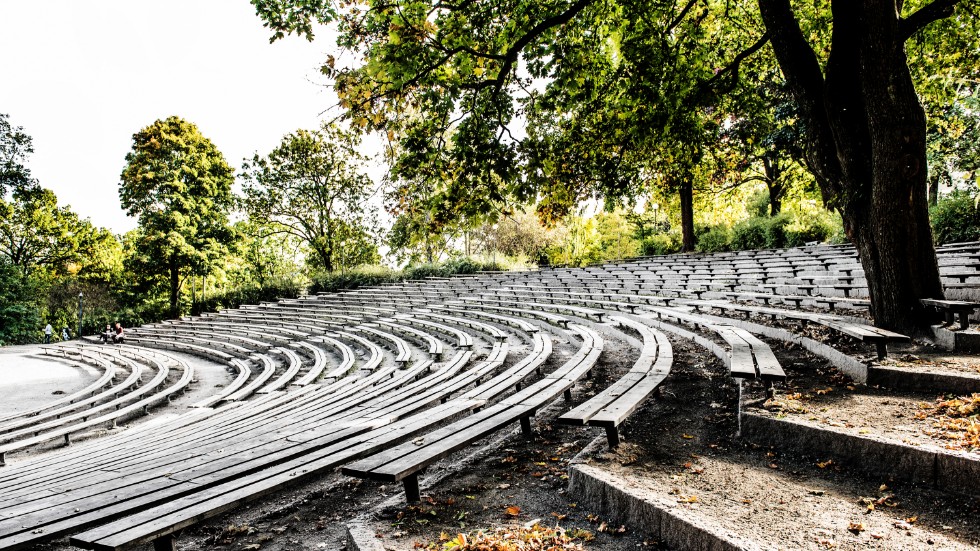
[169,262,180,319]
[679,178,696,252]
[762,157,784,215]
[759,0,945,333]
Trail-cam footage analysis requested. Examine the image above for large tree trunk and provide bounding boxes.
[679,178,696,252]
[759,0,946,333]
[169,263,180,319]
[762,157,784,215]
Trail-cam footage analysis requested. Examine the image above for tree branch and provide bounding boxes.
[488,0,596,96]
[691,30,771,104]
[899,0,963,40]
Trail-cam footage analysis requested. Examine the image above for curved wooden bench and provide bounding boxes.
[0,350,193,466]
[289,342,329,386]
[374,319,446,359]
[333,331,384,373]
[225,355,277,401]
[0,348,145,436]
[392,315,473,348]
[558,316,672,447]
[342,324,602,503]
[128,337,235,364]
[309,335,357,381]
[190,359,252,408]
[352,325,413,365]
[429,305,538,333]
[258,348,304,393]
[0,348,118,425]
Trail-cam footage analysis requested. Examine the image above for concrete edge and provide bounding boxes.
[567,457,757,551]
[930,325,980,352]
[345,518,386,551]
[739,411,980,497]
[868,365,980,394]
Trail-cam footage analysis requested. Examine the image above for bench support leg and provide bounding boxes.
[875,342,887,360]
[0,451,5,466]
[152,534,177,551]
[605,426,621,449]
[519,416,533,436]
[945,311,955,325]
[403,474,421,504]
[563,388,573,402]
[959,312,970,331]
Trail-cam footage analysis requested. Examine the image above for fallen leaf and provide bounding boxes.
[505,505,521,517]
[847,522,865,534]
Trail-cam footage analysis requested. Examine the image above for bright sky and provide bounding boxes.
[0,0,340,234]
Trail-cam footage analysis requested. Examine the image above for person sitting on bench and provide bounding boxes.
[100,324,113,344]
[112,322,125,344]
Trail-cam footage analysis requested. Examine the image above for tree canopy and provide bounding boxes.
[240,124,379,273]
[119,116,236,317]
[251,0,980,331]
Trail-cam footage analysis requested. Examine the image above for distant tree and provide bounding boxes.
[927,88,980,203]
[0,113,35,196]
[231,220,305,287]
[0,259,41,345]
[240,124,378,273]
[0,179,112,277]
[119,116,236,318]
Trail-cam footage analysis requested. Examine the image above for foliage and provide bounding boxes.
[119,116,236,317]
[229,220,305,288]
[0,113,35,195]
[308,257,504,294]
[429,523,591,550]
[193,279,303,316]
[641,233,682,256]
[696,225,733,253]
[731,217,770,250]
[471,208,559,264]
[251,0,769,254]
[917,393,980,453]
[240,124,379,273]
[930,190,980,245]
[927,87,980,199]
[0,260,42,345]
[0,184,115,276]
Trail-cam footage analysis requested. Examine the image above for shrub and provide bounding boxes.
[697,225,732,253]
[764,213,792,248]
[641,233,681,256]
[308,257,507,294]
[931,191,980,245]
[731,217,770,250]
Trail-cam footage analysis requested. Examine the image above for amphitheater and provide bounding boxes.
[1,243,979,551]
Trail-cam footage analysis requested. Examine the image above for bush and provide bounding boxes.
[641,233,681,256]
[731,217,770,250]
[697,225,732,253]
[764,213,792,248]
[194,279,303,315]
[931,191,980,245]
[308,257,507,294]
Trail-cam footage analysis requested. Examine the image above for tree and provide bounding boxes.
[240,125,378,273]
[0,113,35,196]
[252,0,980,331]
[757,0,977,331]
[119,116,236,318]
[927,87,980,203]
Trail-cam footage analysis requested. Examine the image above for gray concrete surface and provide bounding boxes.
[0,345,100,417]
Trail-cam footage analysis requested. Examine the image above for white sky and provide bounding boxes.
[0,0,344,234]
